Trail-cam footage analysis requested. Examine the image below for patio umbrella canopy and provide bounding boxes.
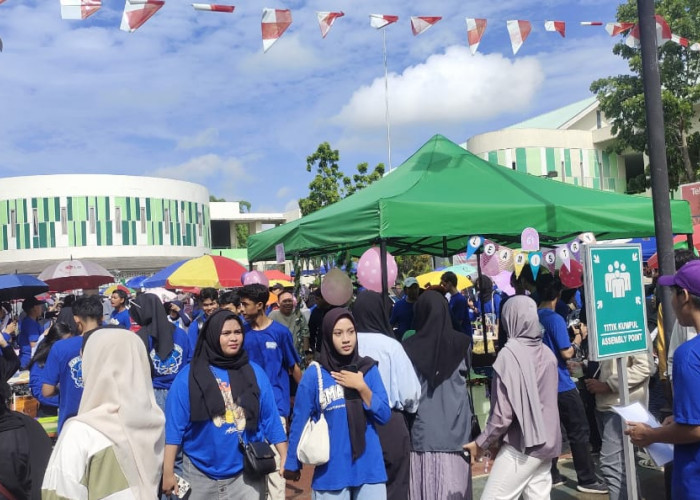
[248,135,693,261]
[416,270,472,290]
[0,274,49,301]
[38,259,114,292]
[166,255,247,289]
[264,270,293,281]
[141,260,187,289]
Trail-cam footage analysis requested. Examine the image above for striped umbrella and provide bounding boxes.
[166,255,247,289]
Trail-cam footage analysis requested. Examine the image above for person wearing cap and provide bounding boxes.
[17,297,45,369]
[627,260,700,500]
[390,277,420,341]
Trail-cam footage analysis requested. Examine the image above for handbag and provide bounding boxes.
[297,361,330,465]
[239,436,277,477]
[466,368,482,442]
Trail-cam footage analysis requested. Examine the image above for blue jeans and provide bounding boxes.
[312,483,387,500]
[154,388,169,414]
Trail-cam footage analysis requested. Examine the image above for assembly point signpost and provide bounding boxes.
[583,243,648,361]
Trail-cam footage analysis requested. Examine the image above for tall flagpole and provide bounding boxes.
[383,28,392,171]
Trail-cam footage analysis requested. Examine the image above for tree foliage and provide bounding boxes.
[590,0,700,190]
[298,142,385,216]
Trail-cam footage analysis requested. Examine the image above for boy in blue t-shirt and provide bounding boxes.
[186,288,219,354]
[42,296,103,433]
[18,297,45,369]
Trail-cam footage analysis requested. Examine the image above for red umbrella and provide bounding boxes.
[38,259,114,292]
[647,224,700,269]
[264,269,293,282]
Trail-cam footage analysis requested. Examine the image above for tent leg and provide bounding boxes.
[380,240,389,299]
[476,250,488,355]
[688,233,694,251]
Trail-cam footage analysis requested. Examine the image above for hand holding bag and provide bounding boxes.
[297,361,330,465]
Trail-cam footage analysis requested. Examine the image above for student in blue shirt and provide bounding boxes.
[284,308,390,500]
[162,310,287,500]
[18,297,45,369]
[390,277,420,340]
[27,321,74,417]
[42,296,103,433]
[106,289,131,329]
[129,293,191,412]
[187,288,219,354]
[440,272,473,337]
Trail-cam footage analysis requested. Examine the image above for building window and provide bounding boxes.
[596,110,602,130]
[198,211,202,236]
[140,207,146,233]
[89,207,96,234]
[181,210,186,236]
[32,208,38,235]
[115,207,121,234]
[164,209,170,235]
[60,207,67,235]
[10,209,15,238]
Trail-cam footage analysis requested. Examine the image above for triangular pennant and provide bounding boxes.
[578,232,597,245]
[61,0,101,20]
[192,4,235,13]
[544,20,565,38]
[521,227,540,251]
[466,235,484,260]
[692,43,700,52]
[513,250,528,279]
[465,18,487,55]
[671,34,689,47]
[568,239,582,262]
[557,245,571,271]
[497,246,514,272]
[370,14,398,30]
[507,20,531,55]
[529,251,542,280]
[411,16,441,36]
[262,8,292,53]
[120,0,164,33]
[316,11,344,38]
[605,22,635,36]
[625,15,672,48]
[543,249,557,273]
[580,21,603,26]
[480,239,500,277]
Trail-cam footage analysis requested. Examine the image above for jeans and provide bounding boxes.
[312,483,387,500]
[182,454,264,500]
[154,388,169,414]
[596,410,640,500]
[482,445,552,500]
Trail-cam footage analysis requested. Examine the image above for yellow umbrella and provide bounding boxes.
[269,279,294,288]
[416,271,472,290]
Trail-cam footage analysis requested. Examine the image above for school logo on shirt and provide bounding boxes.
[265,341,278,349]
[68,356,83,388]
[322,384,345,408]
[212,377,246,431]
[150,345,184,376]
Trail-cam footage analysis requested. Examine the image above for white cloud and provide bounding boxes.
[177,128,220,150]
[334,45,544,129]
[276,186,291,199]
[284,199,300,212]
[149,154,247,182]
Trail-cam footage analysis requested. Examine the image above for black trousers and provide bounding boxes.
[552,388,598,485]
[375,410,411,500]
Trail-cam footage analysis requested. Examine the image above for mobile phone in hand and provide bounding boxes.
[174,474,191,499]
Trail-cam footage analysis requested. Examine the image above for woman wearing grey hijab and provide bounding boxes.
[464,296,561,500]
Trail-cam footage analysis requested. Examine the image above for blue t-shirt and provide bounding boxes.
[106,308,131,329]
[449,293,472,336]
[390,298,414,340]
[244,321,300,417]
[286,364,390,490]
[148,326,191,389]
[18,316,42,368]
[165,363,286,479]
[470,293,503,321]
[187,316,206,355]
[538,308,575,393]
[29,362,59,408]
[42,335,84,433]
[672,336,700,499]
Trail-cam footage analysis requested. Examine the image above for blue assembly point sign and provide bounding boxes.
[583,243,648,360]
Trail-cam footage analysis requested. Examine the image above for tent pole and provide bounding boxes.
[475,248,488,355]
[688,233,694,251]
[380,240,389,299]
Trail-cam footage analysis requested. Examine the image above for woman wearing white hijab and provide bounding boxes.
[464,296,561,500]
[42,328,165,499]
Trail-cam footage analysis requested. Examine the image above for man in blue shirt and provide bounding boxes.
[628,260,700,500]
[390,277,420,340]
[18,297,45,369]
[42,295,102,433]
[440,271,473,336]
[537,274,607,494]
[186,288,218,354]
[239,283,301,500]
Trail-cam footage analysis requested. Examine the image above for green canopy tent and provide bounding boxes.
[248,134,693,262]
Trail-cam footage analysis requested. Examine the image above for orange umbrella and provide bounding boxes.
[166,255,247,289]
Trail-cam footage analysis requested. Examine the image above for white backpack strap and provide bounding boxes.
[311,361,327,411]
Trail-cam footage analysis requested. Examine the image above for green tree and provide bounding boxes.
[298,142,385,216]
[236,200,251,248]
[395,255,433,278]
[590,0,700,190]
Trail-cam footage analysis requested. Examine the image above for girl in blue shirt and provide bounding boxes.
[107,289,131,329]
[284,308,391,500]
[27,321,74,417]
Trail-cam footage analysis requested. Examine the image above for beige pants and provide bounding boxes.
[267,417,287,500]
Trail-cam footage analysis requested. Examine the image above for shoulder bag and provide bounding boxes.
[296,361,330,465]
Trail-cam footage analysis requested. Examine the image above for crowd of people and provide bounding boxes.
[0,254,698,499]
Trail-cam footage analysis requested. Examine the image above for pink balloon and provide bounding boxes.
[356,247,398,293]
[243,270,270,287]
[321,269,353,306]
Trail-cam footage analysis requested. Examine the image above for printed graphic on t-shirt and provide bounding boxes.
[322,384,345,410]
[150,345,184,375]
[69,356,83,388]
[212,377,246,431]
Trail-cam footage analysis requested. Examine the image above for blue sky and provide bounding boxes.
[0,0,629,213]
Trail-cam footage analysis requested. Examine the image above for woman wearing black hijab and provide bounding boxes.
[283,308,391,499]
[352,291,421,500]
[162,310,287,500]
[403,290,473,500]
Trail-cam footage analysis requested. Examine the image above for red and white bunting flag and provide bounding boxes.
[316,11,344,39]
[411,16,442,36]
[60,0,101,20]
[605,22,635,36]
[625,16,671,49]
[507,20,531,55]
[672,33,689,47]
[262,8,292,52]
[465,18,487,55]
[691,43,700,52]
[370,14,398,30]
[580,21,603,26]
[544,20,565,38]
[120,0,163,32]
[192,4,235,13]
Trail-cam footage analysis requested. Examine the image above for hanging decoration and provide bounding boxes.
[625,15,671,48]
[606,22,634,36]
[543,249,557,274]
[369,13,398,30]
[507,20,532,55]
[544,20,565,38]
[520,227,539,251]
[120,0,163,33]
[529,251,542,279]
[557,245,572,271]
[261,8,292,52]
[513,250,528,279]
[410,16,441,36]
[480,239,500,277]
[466,235,484,259]
[497,246,514,272]
[316,11,343,38]
[580,21,603,26]
[192,4,235,13]
[60,0,101,20]
[465,18,487,55]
